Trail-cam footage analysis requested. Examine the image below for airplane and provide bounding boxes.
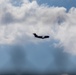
[33,33,49,39]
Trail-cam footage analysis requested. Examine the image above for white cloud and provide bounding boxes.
[0,0,76,55]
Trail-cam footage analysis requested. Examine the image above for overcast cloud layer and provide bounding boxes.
[0,0,76,55]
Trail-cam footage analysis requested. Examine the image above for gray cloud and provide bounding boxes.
[1,12,15,24]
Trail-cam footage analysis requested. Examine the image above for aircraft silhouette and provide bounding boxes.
[33,33,49,39]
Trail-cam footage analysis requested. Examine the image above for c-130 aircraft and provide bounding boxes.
[33,33,49,39]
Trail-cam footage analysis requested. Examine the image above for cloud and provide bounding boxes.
[0,0,76,55]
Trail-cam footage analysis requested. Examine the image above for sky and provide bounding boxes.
[0,0,76,74]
